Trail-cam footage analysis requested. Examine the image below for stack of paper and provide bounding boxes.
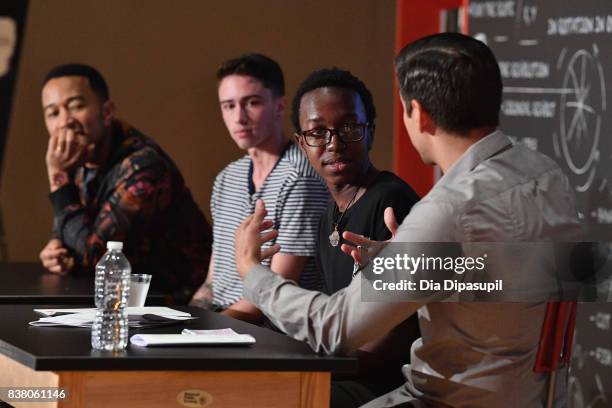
[129,328,256,347]
[29,307,196,328]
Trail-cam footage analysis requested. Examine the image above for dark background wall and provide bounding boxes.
[0,0,396,261]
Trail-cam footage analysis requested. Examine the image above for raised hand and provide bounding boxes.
[46,128,93,191]
[341,206,398,267]
[383,206,399,237]
[235,199,281,279]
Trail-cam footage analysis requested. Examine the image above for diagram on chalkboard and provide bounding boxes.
[570,335,610,408]
[569,367,608,407]
[553,44,607,193]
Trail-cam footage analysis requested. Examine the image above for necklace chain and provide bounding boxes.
[329,187,360,247]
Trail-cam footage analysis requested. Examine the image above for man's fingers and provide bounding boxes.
[384,207,399,237]
[240,213,255,230]
[41,251,61,263]
[63,129,88,166]
[252,199,268,224]
[47,264,62,274]
[350,248,366,265]
[342,231,374,247]
[65,130,75,147]
[48,239,63,249]
[48,133,59,154]
[40,239,64,257]
[241,200,269,231]
[42,248,67,260]
[340,243,357,257]
[47,264,68,275]
[41,257,58,269]
[62,256,75,273]
[261,244,281,260]
[258,219,274,232]
[42,256,62,270]
[57,131,67,154]
[259,229,279,245]
[42,255,61,269]
[339,243,365,264]
[65,131,78,159]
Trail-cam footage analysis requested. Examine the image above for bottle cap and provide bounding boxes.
[106,241,123,251]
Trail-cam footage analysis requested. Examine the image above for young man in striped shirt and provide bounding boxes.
[190,54,329,323]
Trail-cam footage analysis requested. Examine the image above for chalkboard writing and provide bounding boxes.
[572,303,612,407]
[469,0,611,239]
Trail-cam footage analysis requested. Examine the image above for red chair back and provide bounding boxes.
[534,301,577,373]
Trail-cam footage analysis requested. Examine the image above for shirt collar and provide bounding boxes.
[436,130,512,187]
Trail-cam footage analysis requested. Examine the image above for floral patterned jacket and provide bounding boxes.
[50,120,212,304]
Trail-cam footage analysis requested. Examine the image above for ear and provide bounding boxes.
[399,96,408,113]
[102,100,115,127]
[411,99,435,135]
[275,95,287,118]
[400,98,411,135]
[294,132,306,151]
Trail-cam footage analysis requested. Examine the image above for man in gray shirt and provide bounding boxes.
[234,33,581,407]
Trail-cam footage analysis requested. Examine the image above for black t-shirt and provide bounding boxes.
[316,171,420,295]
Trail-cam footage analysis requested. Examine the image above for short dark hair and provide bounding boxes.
[394,32,502,134]
[216,53,285,97]
[291,68,376,133]
[43,63,110,101]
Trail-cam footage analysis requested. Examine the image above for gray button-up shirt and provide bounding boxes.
[244,131,581,407]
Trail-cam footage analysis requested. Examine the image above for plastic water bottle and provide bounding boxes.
[91,241,131,351]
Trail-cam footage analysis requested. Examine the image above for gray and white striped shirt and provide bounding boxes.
[211,141,329,307]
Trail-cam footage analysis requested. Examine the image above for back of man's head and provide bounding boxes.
[216,53,285,98]
[394,32,502,135]
[42,63,109,101]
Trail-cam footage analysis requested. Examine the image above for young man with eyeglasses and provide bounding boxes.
[189,54,329,323]
[292,68,420,407]
[292,68,419,298]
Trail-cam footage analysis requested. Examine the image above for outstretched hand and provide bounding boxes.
[340,206,399,267]
[235,199,281,280]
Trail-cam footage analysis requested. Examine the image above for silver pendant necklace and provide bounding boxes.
[328,229,341,247]
[329,187,360,247]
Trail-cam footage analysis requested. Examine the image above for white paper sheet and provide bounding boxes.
[34,307,191,317]
[129,333,256,347]
[29,307,194,328]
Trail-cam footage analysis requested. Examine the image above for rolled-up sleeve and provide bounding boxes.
[243,264,420,355]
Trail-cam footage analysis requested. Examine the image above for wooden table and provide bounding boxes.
[0,305,356,407]
[0,262,164,305]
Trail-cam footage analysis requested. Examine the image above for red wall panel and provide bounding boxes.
[393,0,468,197]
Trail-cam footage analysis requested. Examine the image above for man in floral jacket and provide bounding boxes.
[39,63,211,304]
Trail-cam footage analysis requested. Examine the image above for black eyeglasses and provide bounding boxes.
[297,123,370,147]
